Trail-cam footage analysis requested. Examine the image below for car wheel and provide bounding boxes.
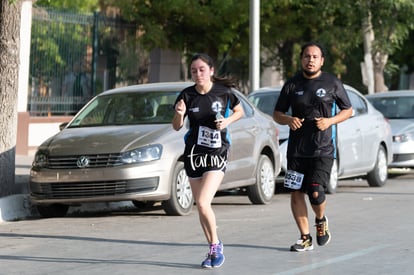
[326,159,338,194]
[37,204,69,218]
[162,162,194,216]
[247,155,275,204]
[367,145,388,187]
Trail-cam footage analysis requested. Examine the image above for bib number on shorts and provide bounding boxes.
[197,126,222,148]
[284,170,304,190]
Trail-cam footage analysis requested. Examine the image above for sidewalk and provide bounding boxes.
[0,155,35,223]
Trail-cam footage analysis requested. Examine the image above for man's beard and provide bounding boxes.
[303,69,320,78]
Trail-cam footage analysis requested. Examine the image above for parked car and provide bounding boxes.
[366,90,414,168]
[248,84,393,193]
[29,82,281,218]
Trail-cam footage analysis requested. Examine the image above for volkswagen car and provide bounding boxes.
[29,82,281,218]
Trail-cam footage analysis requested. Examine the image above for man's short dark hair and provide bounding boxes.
[300,42,326,58]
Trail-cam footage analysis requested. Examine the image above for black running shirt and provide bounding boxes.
[174,83,240,155]
[275,72,352,158]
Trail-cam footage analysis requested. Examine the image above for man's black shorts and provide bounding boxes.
[286,157,334,192]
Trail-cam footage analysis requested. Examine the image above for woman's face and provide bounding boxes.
[191,58,213,86]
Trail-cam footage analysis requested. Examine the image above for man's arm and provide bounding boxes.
[273,110,305,131]
[315,107,353,131]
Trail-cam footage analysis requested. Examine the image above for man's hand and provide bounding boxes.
[315,117,332,131]
[289,117,305,131]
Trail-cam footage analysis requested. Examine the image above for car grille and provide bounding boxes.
[30,177,159,199]
[48,154,123,169]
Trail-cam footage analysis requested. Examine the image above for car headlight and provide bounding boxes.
[393,133,412,143]
[121,144,163,164]
[33,151,49,168]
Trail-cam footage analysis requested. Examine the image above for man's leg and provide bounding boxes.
[290,191,314,251]
[291,191,309,235]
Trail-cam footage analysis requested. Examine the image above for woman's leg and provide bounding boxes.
[190,170,224,244]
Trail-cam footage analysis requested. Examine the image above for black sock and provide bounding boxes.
[301,234,311,241]
[315,216,326,223]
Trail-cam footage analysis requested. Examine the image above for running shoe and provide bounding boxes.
[315,216,331,246]
[290,237,314,252]
[201,254,212,269]
[210,242,225,268]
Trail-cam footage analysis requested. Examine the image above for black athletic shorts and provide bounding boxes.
[285,157,334,192]
[184,149,228,178]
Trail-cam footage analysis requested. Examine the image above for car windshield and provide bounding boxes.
[68,91,180,127]
[248,92,279,116]
[369,96,414,119]
[248,91,292,116]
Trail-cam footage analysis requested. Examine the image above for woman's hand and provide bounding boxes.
[172,99,186,131]
[175,99,186,116]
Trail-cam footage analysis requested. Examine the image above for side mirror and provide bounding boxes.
[59,122,69,131]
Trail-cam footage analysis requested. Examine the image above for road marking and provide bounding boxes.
[275,244,389,275]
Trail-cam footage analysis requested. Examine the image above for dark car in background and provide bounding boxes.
[30,82,281,218]
[248,84,393,193]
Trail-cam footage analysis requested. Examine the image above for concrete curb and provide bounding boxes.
[0,194,36,222]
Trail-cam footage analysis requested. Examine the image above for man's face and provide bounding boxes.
[301,45,324,78]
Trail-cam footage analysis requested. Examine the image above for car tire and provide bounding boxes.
[326,159,338,194]
[37,204,69,218]
[367,145,388,187]
[162,162,194,216]
[247,155,275,204]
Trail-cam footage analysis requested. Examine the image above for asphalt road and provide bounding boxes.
[1,172,413,275]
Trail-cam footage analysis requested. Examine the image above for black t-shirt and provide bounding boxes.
[175,83,240,155]
[275,72,352,158]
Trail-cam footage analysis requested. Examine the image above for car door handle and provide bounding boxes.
[251,126,259,134]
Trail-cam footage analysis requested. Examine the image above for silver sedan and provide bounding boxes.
[30,82,281,218]
[366,90,414,168]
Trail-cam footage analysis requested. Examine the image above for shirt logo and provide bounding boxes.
[295,90,304,96]
[316,88,326,97]
[189,107,200,113]
[211,101,223,113]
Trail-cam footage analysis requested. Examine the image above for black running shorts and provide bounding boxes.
[286,157,334,192]
[184,150,228,178]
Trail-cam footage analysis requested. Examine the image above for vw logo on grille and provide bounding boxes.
[77,156,90,168]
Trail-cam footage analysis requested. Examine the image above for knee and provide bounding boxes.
[307,183,325,205]
[196,200,212,214]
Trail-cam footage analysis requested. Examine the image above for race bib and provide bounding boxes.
[197,126,222,148]
[284,170,304,190]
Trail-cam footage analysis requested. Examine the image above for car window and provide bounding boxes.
[346,90,367,116]
[248,92,278,116]
[69,91,180,127]
[248,91,292,116]
[368,96,414,119]
[236,95,254,118]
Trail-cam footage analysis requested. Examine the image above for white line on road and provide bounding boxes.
[274,244,390,275]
